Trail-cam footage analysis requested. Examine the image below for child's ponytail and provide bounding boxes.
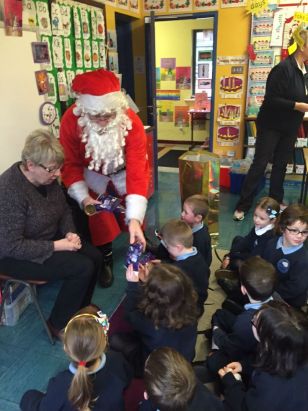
[68,363,93,411]
[63,310,109,411]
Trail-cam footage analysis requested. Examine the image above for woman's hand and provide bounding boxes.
[54,238,81,252]
[129,219,146,250]
[294,102,308,113]
[66,232,81,248]
[126,264,139,282]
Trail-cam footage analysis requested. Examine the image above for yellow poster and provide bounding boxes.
[246,0,268,15]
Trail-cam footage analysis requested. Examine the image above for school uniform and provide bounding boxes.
[207,300,271,375]
[229,224,274,269]
[139,381,223,411]
[154,223,212,268]
[20,351,132,411]
[124,282,197,363]
[192,222,212,268]
[222,365,308,411]
[174,247,210,315]
[261,236,308,307]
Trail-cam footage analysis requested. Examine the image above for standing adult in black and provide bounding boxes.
[234,31,308,221]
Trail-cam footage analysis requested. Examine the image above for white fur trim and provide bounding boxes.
[77,91,129,114]
[68,181,89,207]
[110,170,126,196]
[84,168,110,196]
[126,194,148,224]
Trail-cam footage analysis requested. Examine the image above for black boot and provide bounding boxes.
[97,244,114,288]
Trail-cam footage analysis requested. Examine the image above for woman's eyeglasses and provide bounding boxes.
[286,227,308,236]
[39,163,61,174]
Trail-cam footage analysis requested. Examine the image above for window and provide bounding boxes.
[192,29,214,98]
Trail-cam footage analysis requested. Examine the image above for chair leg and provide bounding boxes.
[0,281,10,324]
[27,284,54,345]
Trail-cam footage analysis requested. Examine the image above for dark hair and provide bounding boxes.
[144,347,197,411]
[276,204,308,234]
[184,194,209,219]
[254,301,308,377]
[256,197,280,220]
[138,264,198,329]
[160,219,193,248]
[239,256,277,301]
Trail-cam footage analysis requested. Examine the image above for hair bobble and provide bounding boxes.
[78,361,87,367]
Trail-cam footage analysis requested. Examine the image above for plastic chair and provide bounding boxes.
[0,274,54,344]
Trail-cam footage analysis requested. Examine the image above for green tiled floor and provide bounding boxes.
[0,171,302,410]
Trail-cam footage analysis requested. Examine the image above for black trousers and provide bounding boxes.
[0,242,102,329]
[236,128,297,212]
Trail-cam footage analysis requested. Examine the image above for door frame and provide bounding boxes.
[145,11,218,152]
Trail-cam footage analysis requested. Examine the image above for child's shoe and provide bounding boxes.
[233,210,245,221]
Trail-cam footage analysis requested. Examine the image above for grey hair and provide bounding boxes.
[21,129,64,166]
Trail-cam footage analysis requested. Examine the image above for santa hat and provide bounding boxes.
[72,69,128,114]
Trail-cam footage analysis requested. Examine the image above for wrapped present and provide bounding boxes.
[178,150,220,246]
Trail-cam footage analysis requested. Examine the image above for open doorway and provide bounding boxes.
[145,13,217,155]
[115,13,135,99]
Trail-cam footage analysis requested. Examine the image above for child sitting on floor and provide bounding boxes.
[149,194,212,268]
[196,256,277,383]
[139,347,223,411]
[217,197,279,280]
[160,218,210,316]
[20,306,132,411]
[109,263,199,377]
[260,203,308,308]
[219,301,308,411]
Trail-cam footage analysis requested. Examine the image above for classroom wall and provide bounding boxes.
[155,19,214,143]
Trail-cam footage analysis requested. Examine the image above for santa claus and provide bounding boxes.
[60,69,149,287]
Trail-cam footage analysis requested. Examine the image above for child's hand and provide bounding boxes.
[225,362,242,374]
[126,264,139,282]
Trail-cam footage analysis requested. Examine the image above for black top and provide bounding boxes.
[230,227,275,262]
[222,365,308,411]
[260,237,308,307]
[20,351,132,411]
[212,308,257,361]
[257,55,308,135]
[193,225,212,268]
[139,380,223,411]
[174,252,210,314]
[125,282,197,362]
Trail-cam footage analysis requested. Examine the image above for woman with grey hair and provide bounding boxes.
[0,129,102,337]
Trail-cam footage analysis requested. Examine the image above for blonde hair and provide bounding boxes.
[289,29,308,49]
[64,314,108,411]
[21,129,64,167]
[184,194,209,219]
[161,219,193,248]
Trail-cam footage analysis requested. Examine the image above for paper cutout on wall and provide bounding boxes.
[176,67,191,89]
[217,126,240,146]
[219,76,243,98]
[156,90,180,100]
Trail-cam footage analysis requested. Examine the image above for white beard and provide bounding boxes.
[77,111,132,175]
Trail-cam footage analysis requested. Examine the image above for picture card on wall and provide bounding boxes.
[31,42,50,64]
[198,63,210,78]
[35,70,49,95]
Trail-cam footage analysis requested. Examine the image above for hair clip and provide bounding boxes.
[95,311,109,336]
[266,206,278,219]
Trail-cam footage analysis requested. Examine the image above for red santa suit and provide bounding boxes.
[60,69,149,246]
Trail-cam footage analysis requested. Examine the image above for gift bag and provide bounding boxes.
[178,150,220,246]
